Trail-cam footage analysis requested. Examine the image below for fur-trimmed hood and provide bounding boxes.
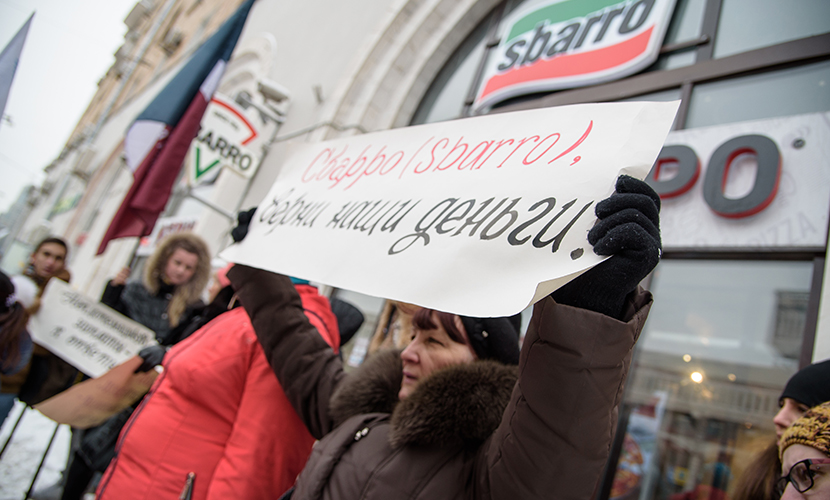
[329,350,517,448]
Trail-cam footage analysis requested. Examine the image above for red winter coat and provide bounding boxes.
[96,284,339,500]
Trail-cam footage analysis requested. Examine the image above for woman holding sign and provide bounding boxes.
[226,175,661,499]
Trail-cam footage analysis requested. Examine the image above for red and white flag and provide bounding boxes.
[97,0,255,255]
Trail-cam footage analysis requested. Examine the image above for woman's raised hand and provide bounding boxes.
[112,266,132,286]
[550,175,661,319]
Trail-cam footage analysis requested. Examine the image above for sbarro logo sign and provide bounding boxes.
[187,93,261,185]
[474,0,676,111]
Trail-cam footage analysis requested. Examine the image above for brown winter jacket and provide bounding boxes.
[228,265,652,500]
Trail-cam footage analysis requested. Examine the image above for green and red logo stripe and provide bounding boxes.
[481,26,653,100]
[506,0,627,43]
[474,0,675,110]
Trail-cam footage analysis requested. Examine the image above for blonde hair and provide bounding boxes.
[144,233,211,327]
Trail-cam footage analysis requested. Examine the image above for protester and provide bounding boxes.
[0,238,75,422]
[732,359,830,500]
[57,232,212,500]
[774,360,830,439]
[101,232,211,344]
[94,268,340,500]
[0,271,33,391]
[9,237,68,308]
[228,175,660,499]
[776,401,830,498]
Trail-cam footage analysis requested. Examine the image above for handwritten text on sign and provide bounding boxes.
[222,102,678,316]
[29,280,157,378]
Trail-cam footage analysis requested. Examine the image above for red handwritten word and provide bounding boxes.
[301,121,594,190]
[157,221,196,241]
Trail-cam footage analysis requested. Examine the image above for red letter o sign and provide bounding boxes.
[646,145,700,199]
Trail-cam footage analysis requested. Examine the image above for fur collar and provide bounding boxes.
[329,350,517,448]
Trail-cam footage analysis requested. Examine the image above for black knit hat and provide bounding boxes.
[779,359,830,408]
[459,314,522,366]
[0,271,16,315]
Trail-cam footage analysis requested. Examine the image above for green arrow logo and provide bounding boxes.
[194,147,220,181]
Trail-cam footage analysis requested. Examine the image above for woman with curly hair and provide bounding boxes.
[101,232,212,344]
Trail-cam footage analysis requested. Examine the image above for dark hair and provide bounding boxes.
[412,308,467,345]
[730,441,781,500]
[34,237,68,256]
[0,302,29,372]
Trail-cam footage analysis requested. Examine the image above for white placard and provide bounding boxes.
[222,101,678,316]
[29,280,157,378]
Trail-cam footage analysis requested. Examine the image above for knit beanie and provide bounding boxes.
[0,271,16,315]
[459,314,522,366]
[780,359,830,408]
[779,401,830,460]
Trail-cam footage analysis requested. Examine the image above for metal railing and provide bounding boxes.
[0,403,69,500]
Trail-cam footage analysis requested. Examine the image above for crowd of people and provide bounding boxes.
[0,175,827,499]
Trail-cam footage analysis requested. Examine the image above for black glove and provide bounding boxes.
[230,207,257,243]
[551,175,661,320]
[134,344,167,373]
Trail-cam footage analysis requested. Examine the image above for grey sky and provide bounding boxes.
[0,0,137,212]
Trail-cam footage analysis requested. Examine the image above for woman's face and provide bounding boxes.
[775,398,811,440]
[163,248,199,286]
[398,313,475,400]
[780,444,830,499]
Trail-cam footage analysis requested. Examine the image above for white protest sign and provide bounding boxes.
[221,101,678,316]
[135,215,199,257]
[29,280,157,378]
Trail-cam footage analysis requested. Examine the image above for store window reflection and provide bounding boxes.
[713,0,830,59]
[685,59,830,129]
[644,0,706,72]
[610,259,813,499]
